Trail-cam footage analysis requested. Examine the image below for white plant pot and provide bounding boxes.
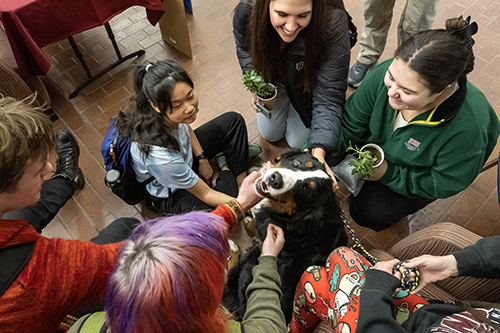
[361,143,384,168]
[257,83,277,111]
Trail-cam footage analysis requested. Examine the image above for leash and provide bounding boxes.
[342,214,420,292]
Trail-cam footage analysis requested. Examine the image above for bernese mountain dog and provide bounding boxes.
[222,150,347,323]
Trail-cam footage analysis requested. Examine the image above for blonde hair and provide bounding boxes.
[0,95,55,193]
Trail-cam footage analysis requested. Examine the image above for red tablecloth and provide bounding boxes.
[0,0,164,77]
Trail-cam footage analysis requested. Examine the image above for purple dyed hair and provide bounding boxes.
[105,211,230,333]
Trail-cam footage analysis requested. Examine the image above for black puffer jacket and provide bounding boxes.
[232,0,350,153]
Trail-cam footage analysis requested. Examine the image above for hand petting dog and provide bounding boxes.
[261,224,285,257]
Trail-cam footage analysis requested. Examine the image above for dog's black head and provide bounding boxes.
[254,150,334,216]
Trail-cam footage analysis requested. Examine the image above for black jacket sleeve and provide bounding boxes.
[453,235,500,279]
[309,9,350,154]
[233,0,254,74]
[355,268,408,333]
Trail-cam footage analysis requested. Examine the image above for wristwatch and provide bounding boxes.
[196,152,207,161]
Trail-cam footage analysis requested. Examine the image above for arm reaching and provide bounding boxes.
[402,254,458,294]
[236,171,263,212]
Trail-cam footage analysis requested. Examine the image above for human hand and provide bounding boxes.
[365,159,388,181]
[261,223,285,257]
[236,171,264,212]
[402,254,458,294]
[251,96,261,114]
[311,148,339,192]
[372,259,402,279]
[198,159,213,185]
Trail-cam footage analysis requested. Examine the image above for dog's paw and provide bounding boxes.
[243,216,257,238]
[227,240,240,271]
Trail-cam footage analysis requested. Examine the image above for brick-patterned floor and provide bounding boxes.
[2,0,499,251]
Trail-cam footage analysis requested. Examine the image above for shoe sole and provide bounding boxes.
[348,79,363,89]
[75,168,85,190]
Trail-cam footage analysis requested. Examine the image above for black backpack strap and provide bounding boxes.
[143,176,155,186]
[0,242,35,298]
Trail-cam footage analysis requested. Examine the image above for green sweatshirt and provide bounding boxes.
[336,59,500,200]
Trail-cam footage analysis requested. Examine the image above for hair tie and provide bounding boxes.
[456,16,478,54]
[145,64,153,72]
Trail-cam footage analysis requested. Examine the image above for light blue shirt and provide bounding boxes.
[131,123,198,198]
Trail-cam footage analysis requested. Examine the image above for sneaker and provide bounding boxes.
[215,153,227,170]
[248,143,262,159]
[348,61,372,88]
[51,131,85,189]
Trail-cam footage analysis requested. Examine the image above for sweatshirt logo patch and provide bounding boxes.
[404,138,420,151]
[296,61,304,71]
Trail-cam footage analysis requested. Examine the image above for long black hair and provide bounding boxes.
[115,60,194,156]
[394,16,476,94]
[248,0,345,93]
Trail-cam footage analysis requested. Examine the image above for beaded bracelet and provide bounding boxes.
[393,261,420,292]
[224,199,245,223]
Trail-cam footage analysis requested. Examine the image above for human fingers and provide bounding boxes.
[262,224,284,257]
[373,259,400,274]
[323,164,339,192]
[237,171,263,211]
[251,97,261,113]
[269,224,285,247]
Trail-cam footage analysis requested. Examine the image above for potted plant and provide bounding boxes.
[242,70,277,117]
[346,142,384,178]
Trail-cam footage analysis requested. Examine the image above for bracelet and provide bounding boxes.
[224,199,245,223]
[196,152,207,161]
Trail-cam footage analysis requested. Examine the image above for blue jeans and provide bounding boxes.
[257,84,310,149]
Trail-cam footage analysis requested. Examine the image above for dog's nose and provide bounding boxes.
[268,171,283,189]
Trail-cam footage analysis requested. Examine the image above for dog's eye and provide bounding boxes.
[301,184,310,192]
[294,160,300,167]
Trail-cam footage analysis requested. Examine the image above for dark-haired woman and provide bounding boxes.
[114,60,259,215]
[335,17,500,231]
[233,0,351,187]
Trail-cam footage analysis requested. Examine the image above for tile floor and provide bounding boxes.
[2,0,500,251]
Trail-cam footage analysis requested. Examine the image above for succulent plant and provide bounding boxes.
[242,70,276,99]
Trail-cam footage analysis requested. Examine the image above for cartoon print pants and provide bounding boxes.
[289,247,430,333]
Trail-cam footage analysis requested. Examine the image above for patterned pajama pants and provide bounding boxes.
[289,247,430,333]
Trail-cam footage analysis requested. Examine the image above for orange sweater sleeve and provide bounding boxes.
[211,204,237,231]
[0,238,123,333]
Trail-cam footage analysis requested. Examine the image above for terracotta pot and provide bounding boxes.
[361,143,384,168]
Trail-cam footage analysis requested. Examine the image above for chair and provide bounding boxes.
[0,58,56,120]
[313,222,500,333]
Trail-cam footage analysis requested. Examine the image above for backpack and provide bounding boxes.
[347,12,358,49]
[101,119,154,205]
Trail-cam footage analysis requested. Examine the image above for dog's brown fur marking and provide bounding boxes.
[268,192,296,214]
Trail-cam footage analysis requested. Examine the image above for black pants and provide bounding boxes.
[349,181,434,232]
[5,176,140,242]
[147,112,248,215]
[4,173,140,317]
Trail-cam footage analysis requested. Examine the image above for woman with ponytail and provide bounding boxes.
[335,16,500,232]
[113,59,260,215]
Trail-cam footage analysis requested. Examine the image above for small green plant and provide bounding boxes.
[346,141,378,178]
[242,70,276,99]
